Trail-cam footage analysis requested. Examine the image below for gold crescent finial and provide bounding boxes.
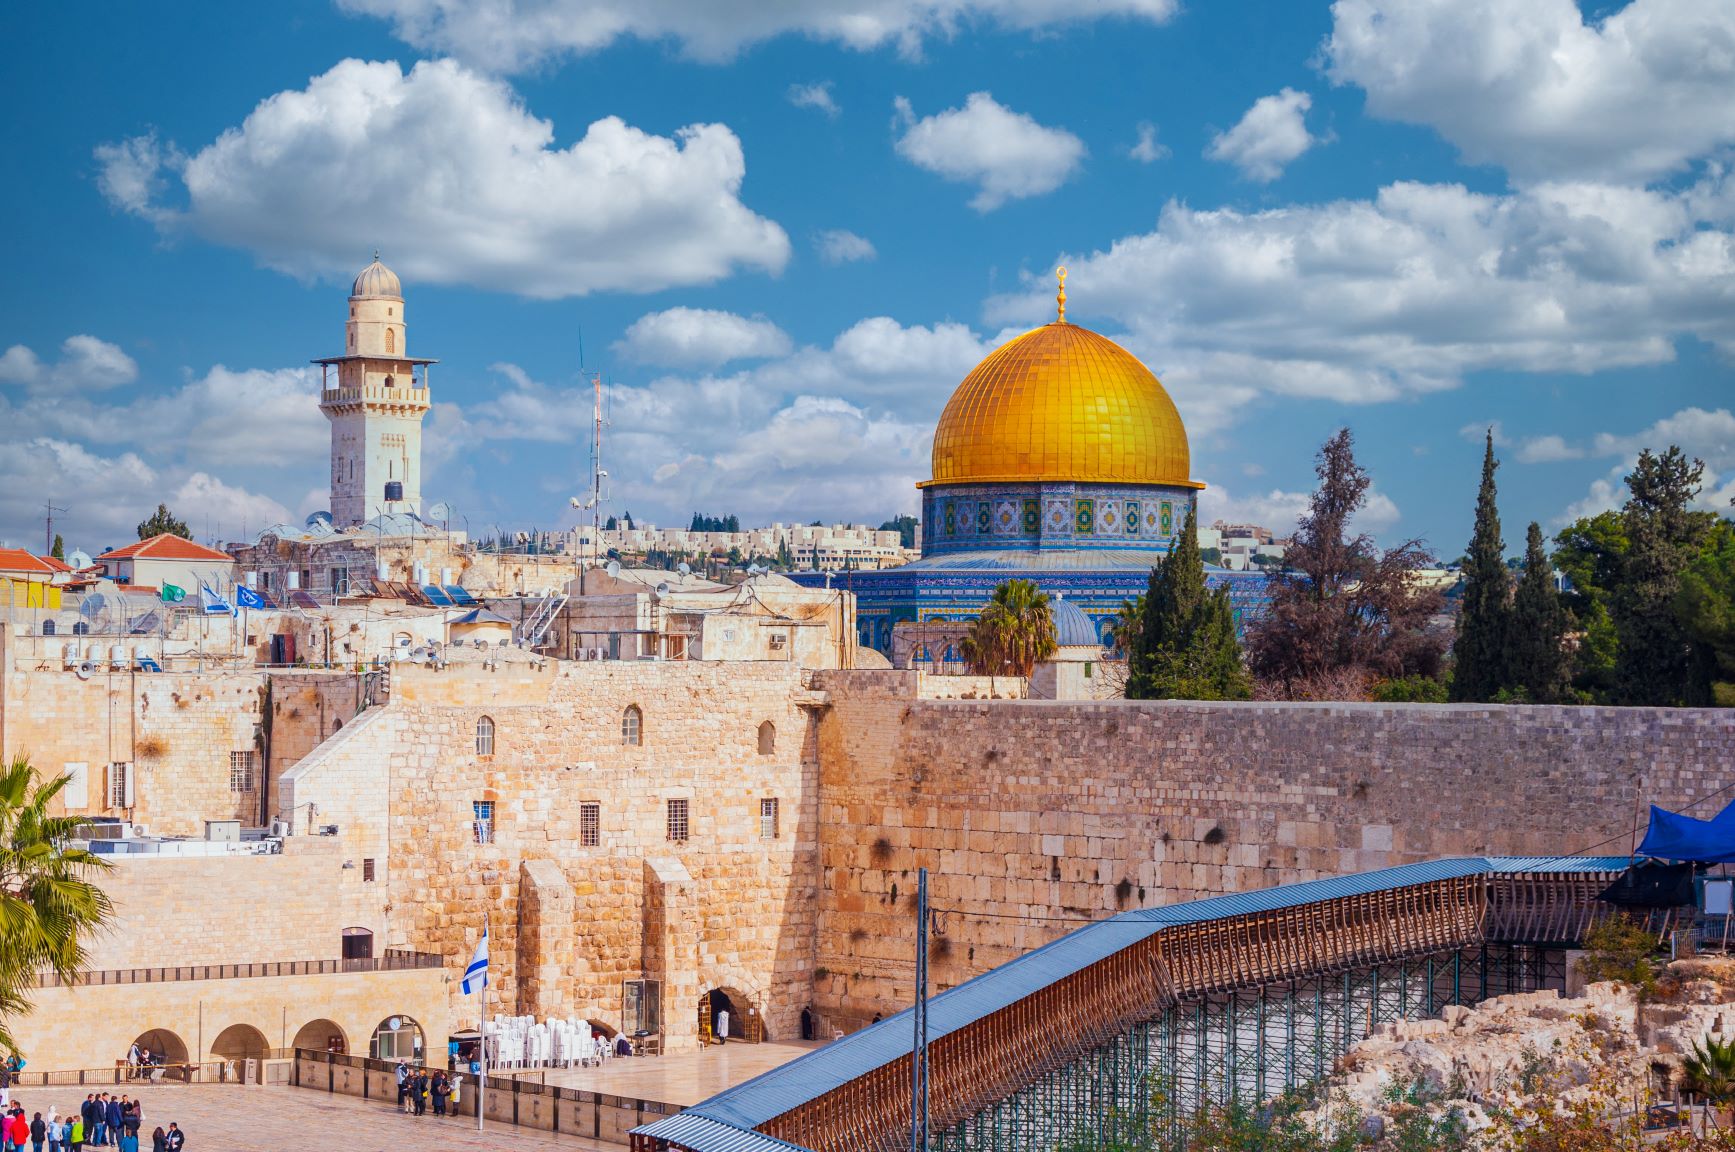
[1056,266,1067,323]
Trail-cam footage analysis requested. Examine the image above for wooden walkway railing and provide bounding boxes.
[739,868,1612,1152]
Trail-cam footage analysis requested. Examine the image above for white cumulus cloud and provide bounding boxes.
[614,308,793,368]
[1513,434,1583,464]
[1558,407,1735,522]
[787,81,841,117]
[1205,88,1319,183]
[95,58,789,299]
[1325,0,1735,184]
[985,174,1735,417]
[0,336,138,392]
[1199,481,1401,537]
[815,229,877,264]
[893,92,1086,211]
[340,0,1179,70]
[1128,121,1169,163]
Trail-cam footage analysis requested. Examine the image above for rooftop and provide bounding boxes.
[97,534,234,563]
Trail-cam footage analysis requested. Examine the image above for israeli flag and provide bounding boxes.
[236,585,266,610]
[462,925,488,994]
[199,584,233,616]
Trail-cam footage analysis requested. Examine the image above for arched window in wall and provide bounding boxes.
[385,327,396,354]
[757,721,775,756]
[475,715,495,756]
[621,705,642,747]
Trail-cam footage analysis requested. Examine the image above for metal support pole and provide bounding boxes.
[912,867,929,1152]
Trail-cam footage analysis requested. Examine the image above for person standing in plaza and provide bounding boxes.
[103,1098,120,1149]
[716,1008,729,1045]
[430,1072,446,1118]
[394,1063,409,1114]
[147,1130,162,1152]
[160,1125,180,1152]
[79,1098,97,1149]
[30,1112,44,1152]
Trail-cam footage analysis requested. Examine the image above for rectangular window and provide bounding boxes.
[229,750,258,793]
[62,762,88,811]
[580,802,600,847]
[107,761,132,809]
[760,797,780,840]
[362,858,376,882]
[473,801,495,845]
[666,798,689,843]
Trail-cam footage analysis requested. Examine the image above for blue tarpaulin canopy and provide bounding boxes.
[1637,800,1735,864]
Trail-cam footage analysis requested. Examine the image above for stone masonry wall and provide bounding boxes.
[80,838,348,970]
[283,660,823,1050]
[811,671,1735,1028]
[0,648,267,837]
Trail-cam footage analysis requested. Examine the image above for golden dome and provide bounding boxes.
[926,320,1199,489]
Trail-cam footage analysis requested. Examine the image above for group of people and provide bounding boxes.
[0,1094,184,1152]
[121,1047,163,1081]
[393,1064,458,1118]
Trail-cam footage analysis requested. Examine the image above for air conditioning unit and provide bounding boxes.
[269,819,293,838]
[318,823,340,836]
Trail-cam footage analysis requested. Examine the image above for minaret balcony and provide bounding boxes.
[318,383,431,411]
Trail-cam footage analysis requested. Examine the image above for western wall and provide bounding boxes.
[808,670,1735,1027]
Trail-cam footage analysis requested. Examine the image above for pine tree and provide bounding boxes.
[1450,430,1512,701]
[136,503,191,541]
[49,535,64,561]
[1508,522,1570,703]
[1126,506,1251,700]
[1614,447,1709,705]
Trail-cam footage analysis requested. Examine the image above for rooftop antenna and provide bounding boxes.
[43,501,65,556]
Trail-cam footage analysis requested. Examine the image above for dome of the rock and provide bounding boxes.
[926,321,1198,490]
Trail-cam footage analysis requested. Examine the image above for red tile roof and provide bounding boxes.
[0,548,59,576]
[39,554,72,572]
[97,534,233,563]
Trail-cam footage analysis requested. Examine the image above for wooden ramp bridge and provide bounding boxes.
[633,857,1629,1152]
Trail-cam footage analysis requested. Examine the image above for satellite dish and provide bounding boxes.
[305,511,333,527]
[426,502,451,520]
[67,550,92,569]
[606,560,621,579]
[677,562,691,577]
[656,582,671,596]
[80,593,113,633]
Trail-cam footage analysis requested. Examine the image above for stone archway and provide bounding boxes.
[292,1018,348,1054]
[210,1023,269,1066]
[701,986,767,1044]
[130,1029,190,1081]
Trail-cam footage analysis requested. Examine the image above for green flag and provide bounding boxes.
[160,583,187,604]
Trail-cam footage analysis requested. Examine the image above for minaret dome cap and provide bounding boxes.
[351,251,402,299]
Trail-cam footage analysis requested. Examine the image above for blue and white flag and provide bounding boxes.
[199,584,232,616]
[236,585,266,610]
[462,925,488,994]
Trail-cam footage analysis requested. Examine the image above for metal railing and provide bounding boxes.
[13,1061,241,1088]
[33,949,444,988]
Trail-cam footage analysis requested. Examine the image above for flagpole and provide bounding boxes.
[478,914,488,1133]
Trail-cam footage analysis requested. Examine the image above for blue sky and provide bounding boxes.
[2,0,1733,559]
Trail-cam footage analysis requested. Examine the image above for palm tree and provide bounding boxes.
[962,580,1057,680]
[1685,1036,1735,1113]
[0,755,114,1054]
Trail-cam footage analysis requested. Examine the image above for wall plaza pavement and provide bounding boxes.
[0,1083,613,1152]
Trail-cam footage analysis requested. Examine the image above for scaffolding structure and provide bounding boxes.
[931,943,1568,1151]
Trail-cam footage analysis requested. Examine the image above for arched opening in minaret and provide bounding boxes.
[386,328,396,353]
[384,375,395,389]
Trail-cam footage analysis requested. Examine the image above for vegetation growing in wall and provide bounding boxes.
[1578,914,1661,1001]
[0,755,114,1054]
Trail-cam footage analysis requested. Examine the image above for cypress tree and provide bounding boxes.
[1614,447,1708,705]
[1127,506,1250,700]
[50,534,64,561]
[1450,430,1511,701]
[1509,522,1570,703]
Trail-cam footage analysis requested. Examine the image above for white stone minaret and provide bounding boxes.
[315,254,436,528]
